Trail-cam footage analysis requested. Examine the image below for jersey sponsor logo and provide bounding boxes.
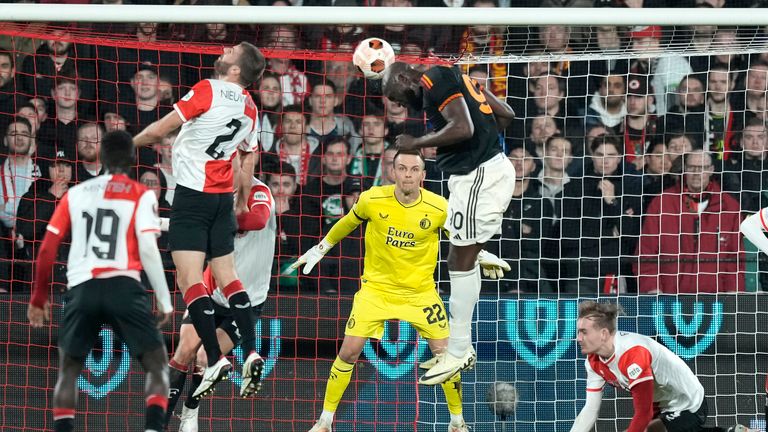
[419,217,432,230]
[181,90,194,101]
[385,226,416,248]
[453,232,462,240]
[627,363,644,379]
[252,191,269,202]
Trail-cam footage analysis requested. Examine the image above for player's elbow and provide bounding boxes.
[456,121,474,141]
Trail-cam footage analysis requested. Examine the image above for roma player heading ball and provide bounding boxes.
[571,301,755,432]
[382,61,516,385]
[291,150,509,432]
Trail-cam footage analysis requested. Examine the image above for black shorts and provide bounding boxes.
[181,302,264,346]
[169,184,236,258]
[660,399,708,432]
[59,277,165,359]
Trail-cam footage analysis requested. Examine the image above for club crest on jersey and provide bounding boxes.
[419,217,431,230]
[181,90,194,101]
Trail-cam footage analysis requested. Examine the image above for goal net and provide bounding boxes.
[0,5,766,432]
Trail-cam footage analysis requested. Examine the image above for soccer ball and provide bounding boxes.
[353,37,395,80]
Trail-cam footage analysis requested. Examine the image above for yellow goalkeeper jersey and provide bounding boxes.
[351,185,447,294]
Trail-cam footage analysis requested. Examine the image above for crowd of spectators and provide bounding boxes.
[1,0,767,296]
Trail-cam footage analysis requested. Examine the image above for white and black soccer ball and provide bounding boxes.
[352,37,396,80]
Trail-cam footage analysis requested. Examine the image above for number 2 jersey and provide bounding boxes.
[421,65,501,175]
[585,331,705,414]
[45,174,161,289]
[173,78,259,193]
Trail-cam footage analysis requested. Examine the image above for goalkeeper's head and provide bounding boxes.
[101,130,135,175]
[392,149,425,197]
[576,301,624,356]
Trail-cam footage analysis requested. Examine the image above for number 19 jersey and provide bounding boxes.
[173,79,259,193]
[46,174,161,289]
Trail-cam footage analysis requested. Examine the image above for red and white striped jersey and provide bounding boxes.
[173,79,259,193]
[210,178,276,307]
[585,331,704,414]
[46,174,161,288]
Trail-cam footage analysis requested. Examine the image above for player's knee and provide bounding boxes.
[337,351,359,364]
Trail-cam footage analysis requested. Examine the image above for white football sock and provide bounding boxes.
[320,410,334,424]
[448,266,480,358]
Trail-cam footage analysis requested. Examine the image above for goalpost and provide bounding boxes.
[0,4,766,432]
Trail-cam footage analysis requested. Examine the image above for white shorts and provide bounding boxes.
[444,153,516,246]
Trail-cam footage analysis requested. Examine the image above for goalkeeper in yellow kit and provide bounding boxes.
[291,149,509,432]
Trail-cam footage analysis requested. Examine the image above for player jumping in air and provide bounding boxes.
[134,42,266,398]
[570,301,755,432]
[740,208,768,424]
[292,150,509,432]
[164,173,276,432]
[28,131,174,432]
[382,62,517,385]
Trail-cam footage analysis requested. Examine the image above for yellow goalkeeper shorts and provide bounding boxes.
[344,282,449,341]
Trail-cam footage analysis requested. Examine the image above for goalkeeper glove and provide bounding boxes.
[289,238,334,275]
[477,250,510,280]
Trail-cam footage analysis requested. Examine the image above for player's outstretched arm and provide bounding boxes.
[740,208,768,255]
[481,87,515,131]
[134,111,184,148]
[397,98,474,151]
[289,209,365,274]
[569,390,603,432]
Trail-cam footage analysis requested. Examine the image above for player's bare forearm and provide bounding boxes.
[482,87,515,130]
[401,98,474,150]
[134,111,184,147]
[237,150,256,212]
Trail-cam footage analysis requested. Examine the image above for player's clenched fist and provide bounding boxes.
[289,239,335,274]
[27,302,50,328]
